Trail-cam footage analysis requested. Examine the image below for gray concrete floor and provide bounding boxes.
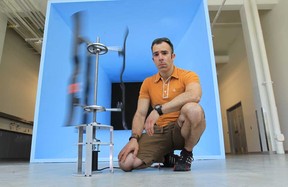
[0,154,287,187]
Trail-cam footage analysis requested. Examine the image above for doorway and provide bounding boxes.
[227,102,248,154]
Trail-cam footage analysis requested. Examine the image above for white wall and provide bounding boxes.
[259,0,288,151]
[0,28,40,121]
[217,0,288,153]
[218,31,261,153]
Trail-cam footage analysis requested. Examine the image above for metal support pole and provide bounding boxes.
[93,37,100,123]
[77,126,83,174]
[85,123,93,177]
[110,126,114,172]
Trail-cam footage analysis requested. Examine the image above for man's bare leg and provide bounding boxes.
[174,102,206,171]
[178,102,206,151]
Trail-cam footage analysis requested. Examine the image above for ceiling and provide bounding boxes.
[0,0,242,72]
[0,0,242,55]
[0,0,45,53]
[209,10,242,70]
[209,10,242,54]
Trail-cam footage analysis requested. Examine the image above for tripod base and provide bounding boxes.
[76,123,114,177]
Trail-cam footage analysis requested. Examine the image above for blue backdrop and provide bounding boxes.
[31,0,225,162]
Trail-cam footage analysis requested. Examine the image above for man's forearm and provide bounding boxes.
[131,113,145,137]
[162,91,201,114]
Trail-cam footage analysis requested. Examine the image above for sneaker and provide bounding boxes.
[163,152,179,167]
[173,150,193,171]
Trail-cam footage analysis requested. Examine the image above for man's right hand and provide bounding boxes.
[118,139,139,162]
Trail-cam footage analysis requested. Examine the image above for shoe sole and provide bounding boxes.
[173,165,191,171]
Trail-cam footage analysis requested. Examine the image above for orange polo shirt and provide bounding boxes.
[139,66,200,127]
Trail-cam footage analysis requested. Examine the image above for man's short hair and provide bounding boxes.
[151,37,174,54]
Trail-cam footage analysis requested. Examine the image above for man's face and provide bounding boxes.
[152,42,175,74]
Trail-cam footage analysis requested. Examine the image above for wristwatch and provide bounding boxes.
[154,104,163,116]
[129,133,140,142]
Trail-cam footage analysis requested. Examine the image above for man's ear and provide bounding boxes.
[171,53,176,59]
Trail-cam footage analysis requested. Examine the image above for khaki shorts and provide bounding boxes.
[137,122,185,167]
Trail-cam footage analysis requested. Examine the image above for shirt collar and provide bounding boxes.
[154,66,179,83]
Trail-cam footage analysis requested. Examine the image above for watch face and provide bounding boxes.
[154,105,163,115]
[155,105,160,109]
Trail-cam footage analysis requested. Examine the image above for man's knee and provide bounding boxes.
[118,153,134,172]
[119,161,133,172]
[180,102,204,119]
[118,153,144,172]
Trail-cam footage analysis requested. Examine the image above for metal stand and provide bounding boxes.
[75,37,122,177]
[76,122,114,176]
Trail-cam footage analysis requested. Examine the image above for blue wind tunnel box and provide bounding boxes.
[31,0,225,162]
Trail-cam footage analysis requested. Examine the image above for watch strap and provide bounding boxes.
[154,104,163,116]
[129,133,140,141]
